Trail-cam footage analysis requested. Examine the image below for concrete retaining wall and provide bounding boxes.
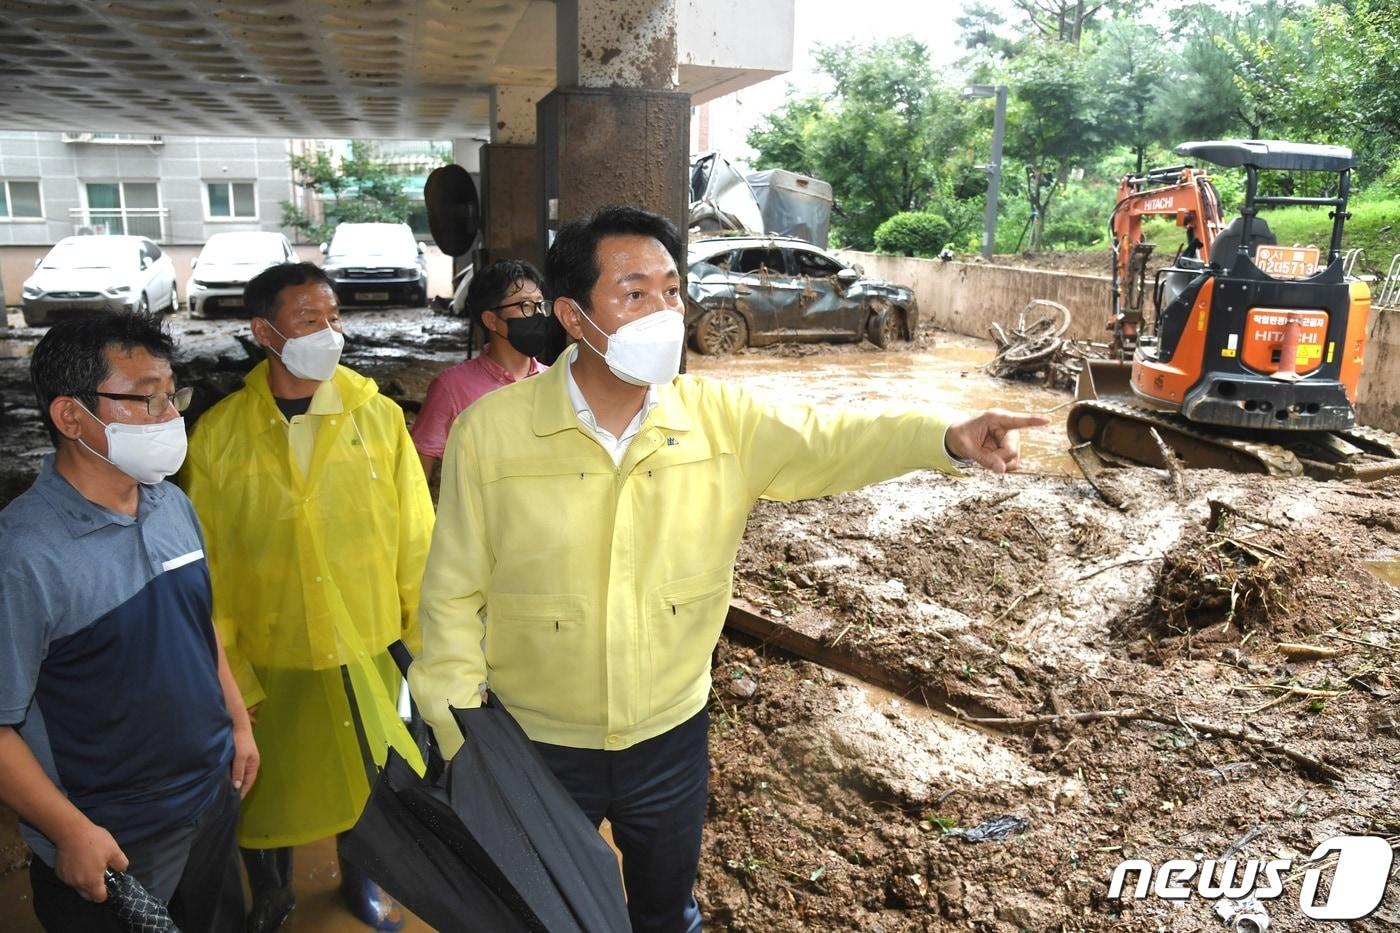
[841,250,1400,434]
[840,251,1112,343]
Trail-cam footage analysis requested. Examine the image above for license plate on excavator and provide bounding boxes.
[1254,244,1320,279]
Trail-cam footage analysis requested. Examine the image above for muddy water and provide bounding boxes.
[1365,558,1400,588]
[687,341,1076,476]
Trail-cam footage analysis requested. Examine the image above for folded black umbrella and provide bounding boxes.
[104,870,179,933]
[339,695,630,933]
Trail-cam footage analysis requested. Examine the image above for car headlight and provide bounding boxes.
[398,268,419,278]
[22,284,43,298]
[105,285,132,296]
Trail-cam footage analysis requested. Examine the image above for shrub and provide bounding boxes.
[1043,218,1103,248]
[873,212,953,257]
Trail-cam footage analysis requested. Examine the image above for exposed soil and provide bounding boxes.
[703,467,1400,931]
[987,250,1115,277]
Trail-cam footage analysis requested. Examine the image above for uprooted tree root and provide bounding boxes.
[1147,529,1296,633]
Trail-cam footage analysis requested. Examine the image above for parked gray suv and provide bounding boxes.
[686,235,917,355]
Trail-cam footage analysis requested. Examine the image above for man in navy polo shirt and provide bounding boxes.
[0,312,258,932]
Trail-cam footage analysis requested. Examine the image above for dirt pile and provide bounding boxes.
[710,466,1400,930]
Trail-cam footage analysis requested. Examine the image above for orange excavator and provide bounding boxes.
[1070,140,1400,480]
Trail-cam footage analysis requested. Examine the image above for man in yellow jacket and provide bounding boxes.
[411,207,1046,932]
[182,263,433,932]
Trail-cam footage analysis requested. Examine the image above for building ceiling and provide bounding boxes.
[0,0,559,139]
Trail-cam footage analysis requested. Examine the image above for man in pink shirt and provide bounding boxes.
[412,260,554,482]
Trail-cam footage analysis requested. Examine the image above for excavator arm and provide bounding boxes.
[1108,167,1224,354]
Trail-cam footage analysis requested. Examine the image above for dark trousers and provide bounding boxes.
[534,708,710,933]
[29,780,244,933]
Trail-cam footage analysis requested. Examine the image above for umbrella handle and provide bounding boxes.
[386,640,450,781]
[388,640,414,679]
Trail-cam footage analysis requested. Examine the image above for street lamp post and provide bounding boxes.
[963,84,1007,261]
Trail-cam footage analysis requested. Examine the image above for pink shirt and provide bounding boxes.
[411,344,546,459]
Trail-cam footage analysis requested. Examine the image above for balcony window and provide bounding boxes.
[75,181,165,239]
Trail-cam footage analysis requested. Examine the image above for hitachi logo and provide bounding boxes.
[1141,196,1175,211]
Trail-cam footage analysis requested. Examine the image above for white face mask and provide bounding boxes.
[578,308,684,387]
[76,402,188,485]
[265,322,344,382]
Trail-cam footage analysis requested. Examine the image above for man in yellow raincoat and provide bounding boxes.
[181,262,433,932]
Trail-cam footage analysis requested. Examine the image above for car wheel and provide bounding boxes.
[695,307,748,355]
[868,307,904,349]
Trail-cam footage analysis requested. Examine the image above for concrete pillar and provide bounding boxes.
[540,0,691,255]
[480,85,547,266]
[490,84,543,145]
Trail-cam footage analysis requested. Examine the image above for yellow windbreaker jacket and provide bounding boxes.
[410,353,961,757]
[181,362,433,846]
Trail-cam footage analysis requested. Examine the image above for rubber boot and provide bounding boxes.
[338,840,404,931]
[241,846,295,933]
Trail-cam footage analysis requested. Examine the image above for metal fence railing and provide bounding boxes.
[68,207,168,240]
[1378,254,1400,310]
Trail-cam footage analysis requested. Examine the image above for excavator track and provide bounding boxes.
[1068,399,1400,481]
[1068,398,1304,476]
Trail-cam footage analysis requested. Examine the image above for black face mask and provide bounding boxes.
[500,313,563,360]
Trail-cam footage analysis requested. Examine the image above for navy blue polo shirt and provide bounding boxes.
[0,456,233,864]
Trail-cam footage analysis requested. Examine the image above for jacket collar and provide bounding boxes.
[243,361,375,432]
[531,344,692,437]
[34,453,165,538]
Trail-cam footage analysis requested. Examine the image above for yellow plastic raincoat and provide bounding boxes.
[180,361,433,848]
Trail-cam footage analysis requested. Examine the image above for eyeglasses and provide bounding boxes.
[489,299,552,318]
[95,387,193,417]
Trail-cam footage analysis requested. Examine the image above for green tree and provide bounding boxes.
[1089,18,1173,172]
[1213,1,1313,139]
[280,141,418,243]
[746,38,974,250]
[1011,0,1129,45]
[956,2,1019,58]
[1164,1,1308,141]
[745,95,825,178]
[1005,39,1108,249]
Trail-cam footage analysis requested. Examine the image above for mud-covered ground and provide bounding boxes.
[3,305,1398,929]
[701,466,1400,931]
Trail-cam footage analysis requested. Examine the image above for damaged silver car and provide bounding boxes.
[686,235,917,355]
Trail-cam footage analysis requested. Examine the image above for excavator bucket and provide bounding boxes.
[1075,359,1134,402]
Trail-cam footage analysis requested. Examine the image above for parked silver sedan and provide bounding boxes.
[21,235,178,326]
[187,231,296,317]
[685,235,917,355]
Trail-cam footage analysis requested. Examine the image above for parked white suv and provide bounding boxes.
[321,222,427,307]
[187,231,296,317]
[21,235,177,326]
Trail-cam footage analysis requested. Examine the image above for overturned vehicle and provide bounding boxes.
[686,235,917,355]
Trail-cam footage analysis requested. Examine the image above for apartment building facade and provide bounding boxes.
[0,132,297,247]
